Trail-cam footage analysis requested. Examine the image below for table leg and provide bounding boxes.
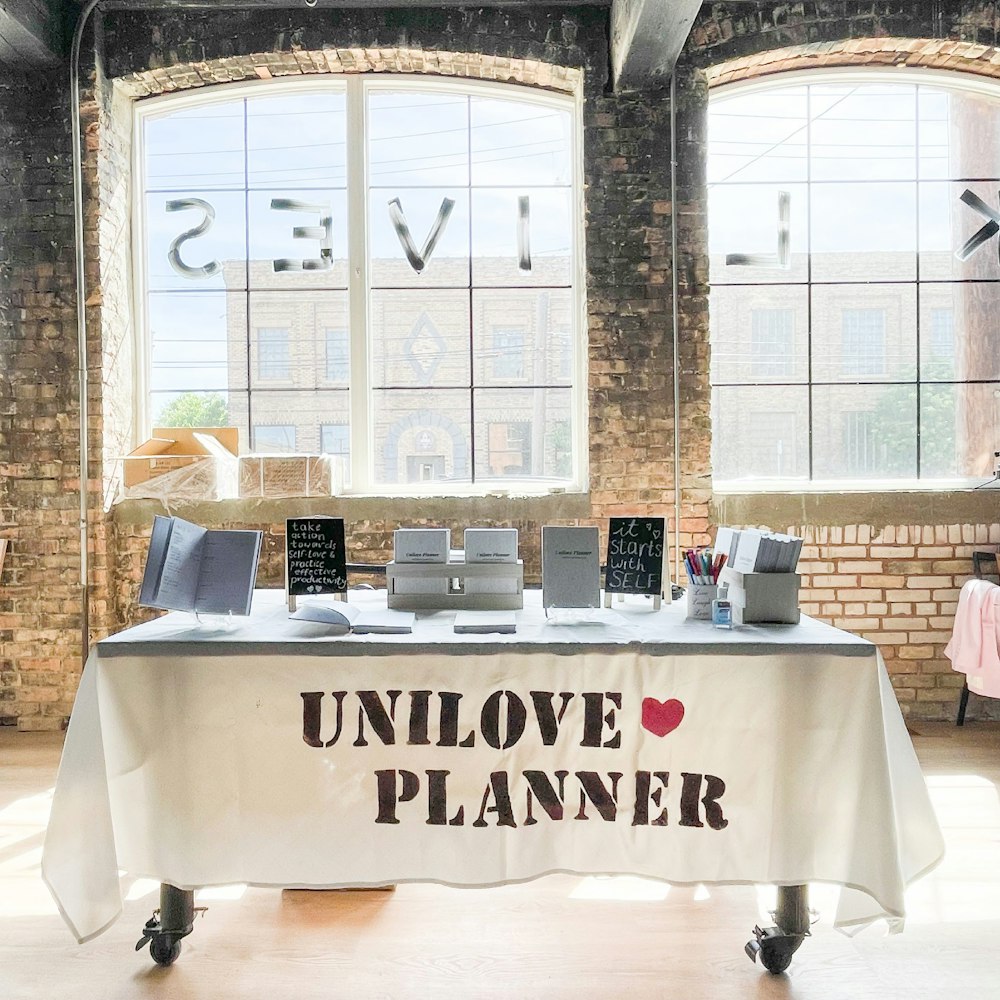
[135,884,196,966]
[775,884,811,936]
[745,884,810,975]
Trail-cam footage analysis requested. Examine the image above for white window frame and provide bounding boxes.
[708,66,1000,492]
[131,75,588,498]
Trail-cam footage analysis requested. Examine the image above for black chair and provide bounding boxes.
[956,551,1000,725]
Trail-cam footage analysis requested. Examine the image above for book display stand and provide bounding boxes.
[386,560,524,610]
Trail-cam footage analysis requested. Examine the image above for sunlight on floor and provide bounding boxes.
[0,788,57,917]
[901,773,1000,926]
[570,876,671,901]
[196,884,248,902]
[0,789,52,849]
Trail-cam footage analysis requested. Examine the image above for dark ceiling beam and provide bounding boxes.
[98,0,610,7]
[610,0,700,91]
[0,0,63,65]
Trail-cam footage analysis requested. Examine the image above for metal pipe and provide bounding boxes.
[775,884,811,936]
[669,72,683,587]
[71,0,103,665]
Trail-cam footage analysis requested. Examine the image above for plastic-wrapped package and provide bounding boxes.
[238,454,344,499]
[121,432,239,506]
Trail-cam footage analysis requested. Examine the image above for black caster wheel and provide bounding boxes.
[746,924,804,975]
[150,937,182,967]
[758,940,793,975]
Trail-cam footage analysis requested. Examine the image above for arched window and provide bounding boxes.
[708,71,1000,488]
[134,77,583,495]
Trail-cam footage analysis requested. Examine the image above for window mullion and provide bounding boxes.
[346,76,371,492]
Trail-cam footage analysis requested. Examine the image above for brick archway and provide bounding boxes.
[705,37,1000,89]
[115,48,581,100]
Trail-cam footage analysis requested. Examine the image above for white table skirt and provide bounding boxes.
[42,590,943,944]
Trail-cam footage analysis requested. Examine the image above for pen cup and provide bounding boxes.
[686,583,718,620]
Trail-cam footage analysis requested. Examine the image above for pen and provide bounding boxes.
[712,552,726,583]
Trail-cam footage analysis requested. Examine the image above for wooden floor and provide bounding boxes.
[2,723,999,999]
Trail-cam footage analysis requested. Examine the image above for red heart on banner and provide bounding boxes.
[641,697,685,737]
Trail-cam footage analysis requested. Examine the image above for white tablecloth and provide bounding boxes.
[42,590,943,944]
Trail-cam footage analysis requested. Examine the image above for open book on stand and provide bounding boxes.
[139,515,263,616]
[290,602,415,635]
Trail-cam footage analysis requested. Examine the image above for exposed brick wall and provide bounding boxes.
[0,70,86,730]
[799,523,999,717]
[3,4,1000,728]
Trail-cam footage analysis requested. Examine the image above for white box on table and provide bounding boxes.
[720,568,800,625]
[393,528,450,594]
[464,528,518,595]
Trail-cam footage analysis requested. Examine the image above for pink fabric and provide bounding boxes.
[944,579,1000,698]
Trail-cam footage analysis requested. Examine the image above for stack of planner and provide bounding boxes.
[715,527,802,624]
[727,529,803,575]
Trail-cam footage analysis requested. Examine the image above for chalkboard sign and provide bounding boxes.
[605,517,667,597]
[286,517,348,599]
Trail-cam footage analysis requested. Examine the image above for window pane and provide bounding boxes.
[921,383,1000,478]
[248,189,349,290]
[247,389,348,456]
[253,424,297,452]
[918,89,950,181]
[474,388,573,480]
[472,288,572,387]
[708,87,807,184]
[919,180,1000,281]
[248,290,349,390]
[470,97,571,186]
[139,82,579,492]
[150,390,235,432]
[255,328,291,381]
[812,384,917,479]
[471,188,572,287]
[811,286,916,383]
[709,286,808,385]
[149,292,247,392]
[246,92,347,188]
[923,88,1000,181]
[810,84,916,182]
[372,389,472,485]
[711,386,809,481]
[811,182,916,282]
[368,188,470,288]
[144,101,245,190]
[368,91,469,187]
[920,283,1000,381]
[709,79,999,488]
[370,290,470,389]
[320,422,350,457]
[708,183,808,285]
[324,328,349,384]
[145,191,248,292]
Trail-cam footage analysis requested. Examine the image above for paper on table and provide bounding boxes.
[453,610,517,634]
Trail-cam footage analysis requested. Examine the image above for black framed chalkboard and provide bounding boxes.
[605,517,667,596]
[286,517,348,598]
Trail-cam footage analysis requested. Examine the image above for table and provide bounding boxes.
[42,590,943,974]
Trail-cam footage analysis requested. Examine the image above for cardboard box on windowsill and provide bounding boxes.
[123,427,240,487]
